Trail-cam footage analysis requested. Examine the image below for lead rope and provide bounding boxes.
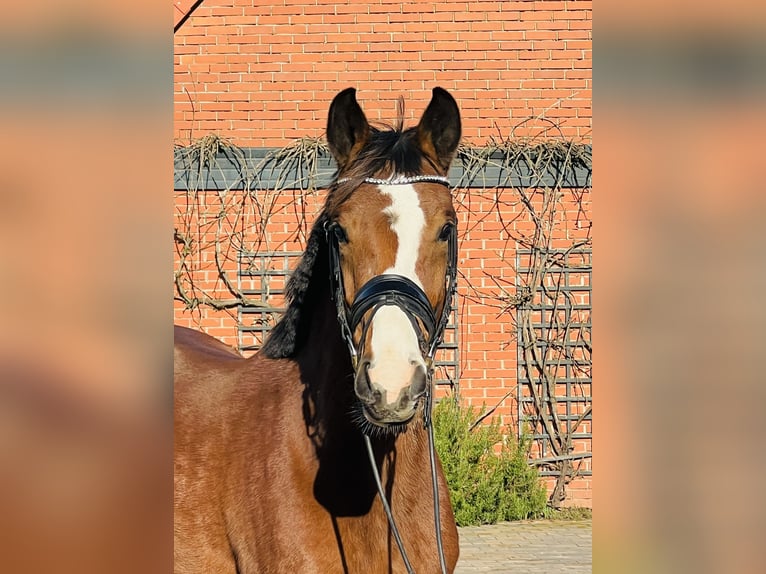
[364,434,416,574]
[364,378,448,574]
[425,382,449,574]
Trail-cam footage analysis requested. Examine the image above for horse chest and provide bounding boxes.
[223,451,455,574]
[232,507,453,574]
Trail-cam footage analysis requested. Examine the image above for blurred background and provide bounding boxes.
[0,1,171,572]
[596,1,766,573]
[0,1,764,573]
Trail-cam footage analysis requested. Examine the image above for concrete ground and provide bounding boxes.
[455,519,592,573]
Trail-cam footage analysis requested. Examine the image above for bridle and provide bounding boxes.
[328,174,457,374]
[325,174,458,574]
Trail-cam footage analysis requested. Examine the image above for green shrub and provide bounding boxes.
[433,396,547,526]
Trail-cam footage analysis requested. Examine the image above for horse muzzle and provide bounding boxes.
[354,359,428,425]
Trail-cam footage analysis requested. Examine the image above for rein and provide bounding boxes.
[326,175,457,574]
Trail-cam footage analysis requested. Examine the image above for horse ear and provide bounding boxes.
[416,87,461,172]
[327,88,370,169]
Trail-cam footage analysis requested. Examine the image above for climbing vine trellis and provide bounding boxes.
[452,136,591,507]
[173,135,329,313]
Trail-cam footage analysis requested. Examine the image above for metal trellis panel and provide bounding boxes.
[516,248,592,477]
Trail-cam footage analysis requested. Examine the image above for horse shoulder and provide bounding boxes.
[175,340,316,572]
[173,326,247,573]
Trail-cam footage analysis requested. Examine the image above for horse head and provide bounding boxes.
[325,87,461,428]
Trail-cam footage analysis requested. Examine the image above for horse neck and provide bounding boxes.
[294,289,431,496]
[294,287,354,427]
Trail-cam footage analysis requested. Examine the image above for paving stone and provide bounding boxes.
[455,519,592,573]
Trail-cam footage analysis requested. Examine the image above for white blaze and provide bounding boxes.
[367,183,427,401]
[379,183,425,286]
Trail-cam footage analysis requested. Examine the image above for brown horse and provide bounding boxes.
[175,87,462,573]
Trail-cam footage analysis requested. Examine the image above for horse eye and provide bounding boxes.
[438,222,454,242]
[332,224,348,244]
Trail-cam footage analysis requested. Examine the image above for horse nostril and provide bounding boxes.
[354,360,378,404]
[409,364,428,400]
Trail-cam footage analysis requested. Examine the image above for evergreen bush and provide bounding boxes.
[433,396,547,526]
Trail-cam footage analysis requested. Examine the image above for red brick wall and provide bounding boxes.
[174,0,592,146]
[174,0,592,507]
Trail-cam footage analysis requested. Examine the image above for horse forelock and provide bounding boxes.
[326,126,441,211]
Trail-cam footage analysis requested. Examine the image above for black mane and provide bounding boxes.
[259,213,329,359]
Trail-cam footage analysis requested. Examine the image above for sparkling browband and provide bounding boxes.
[335,174,451,187]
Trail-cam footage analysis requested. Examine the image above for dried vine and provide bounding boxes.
[455,131,592,508]
[173,135,329,317]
